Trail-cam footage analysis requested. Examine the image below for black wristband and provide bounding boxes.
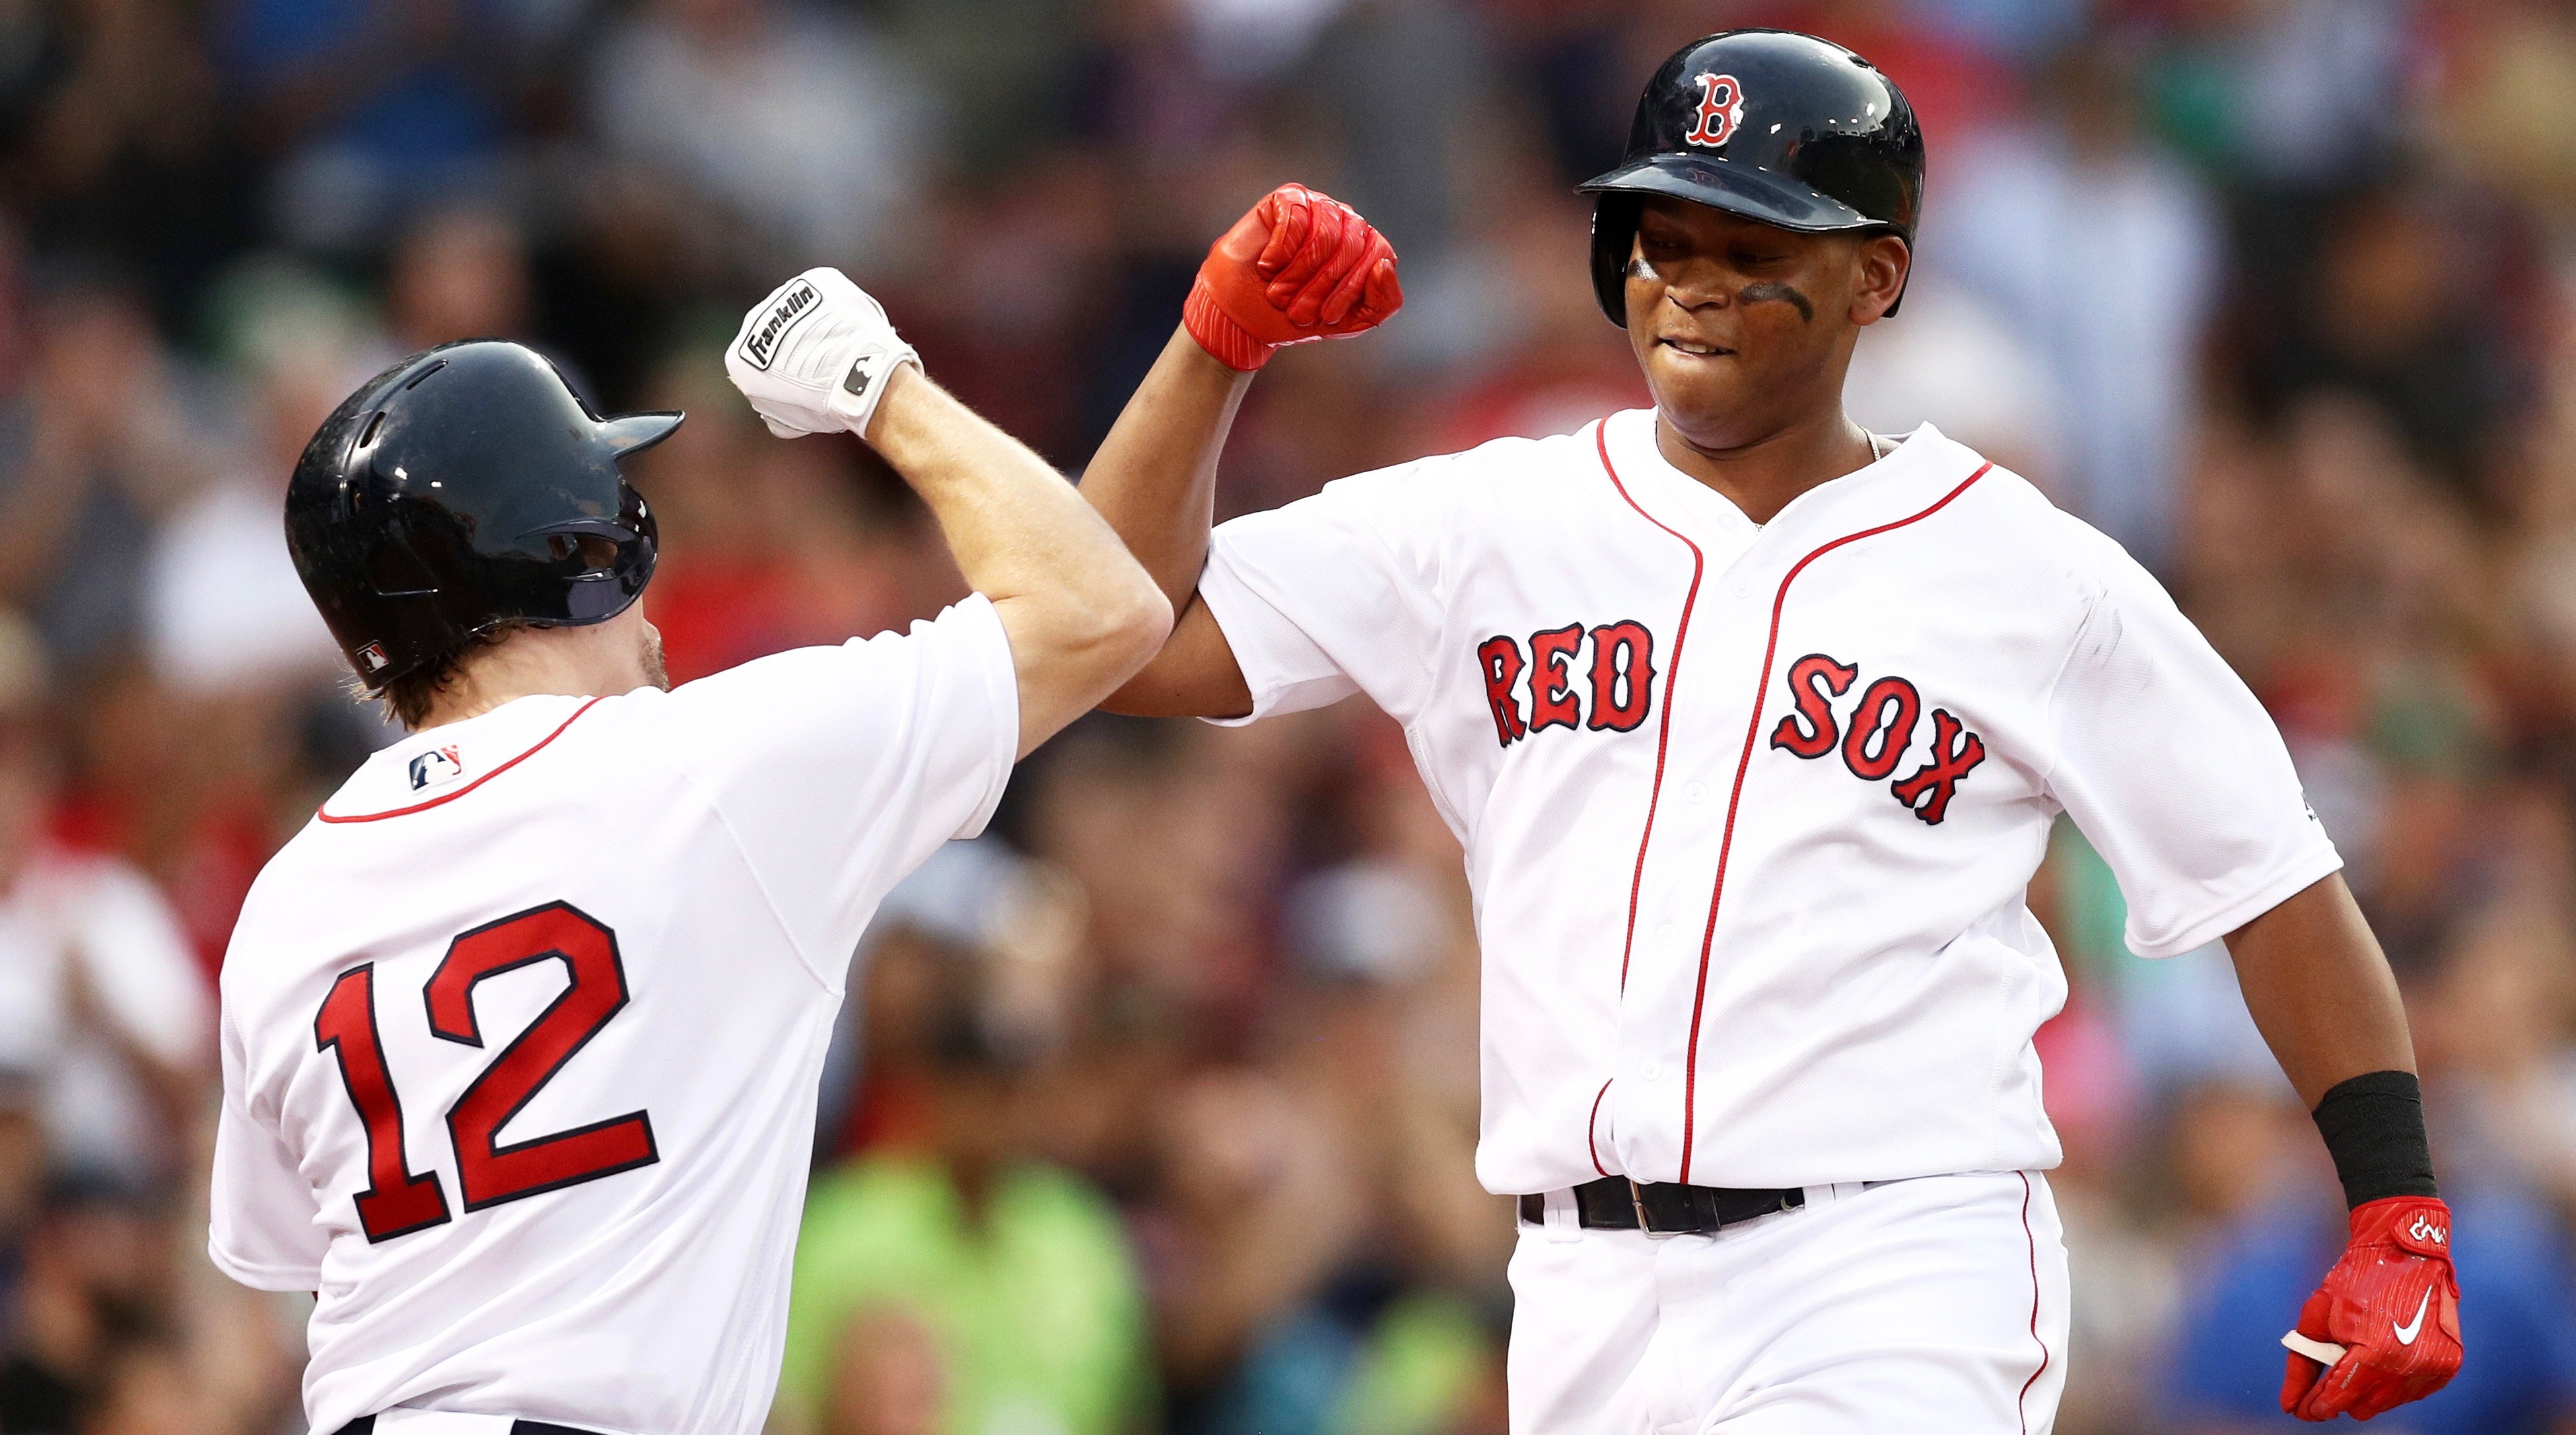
[2311,1070,2439,1208]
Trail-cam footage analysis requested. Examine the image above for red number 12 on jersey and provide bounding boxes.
[312,900,660,1242]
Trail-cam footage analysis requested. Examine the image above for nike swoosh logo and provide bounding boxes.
[2394,1290,2431,1345]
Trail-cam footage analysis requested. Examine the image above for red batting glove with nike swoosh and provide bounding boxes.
[1183,183,1402,371]
[2281,1196,2463,1421]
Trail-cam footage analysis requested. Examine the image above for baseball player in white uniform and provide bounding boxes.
[209,275,1169,1434]
[1074,30,2463,1434]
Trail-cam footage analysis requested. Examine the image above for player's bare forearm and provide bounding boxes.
[1098,596,1253,718]
[864,365,1173,755]
[1078,186,1402,719]
[1082,328,1254,608]
[1078,328,1259,717]
[2232,878,2455,1420]
[2223,873,2416,1108]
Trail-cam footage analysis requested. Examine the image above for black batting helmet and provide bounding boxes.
[286,340,678,691]
[1578,29,1926,327]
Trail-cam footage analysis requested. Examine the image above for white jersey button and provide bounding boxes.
[1656,922,1679,946]
[1685,781,1708,803]
[1640,1059,1664,1082]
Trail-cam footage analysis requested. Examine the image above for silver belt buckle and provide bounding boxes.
[1628,1178,1679,1240]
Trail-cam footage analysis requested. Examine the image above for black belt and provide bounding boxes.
[327,1411,592,1422]
[1519,1174,1803,1236]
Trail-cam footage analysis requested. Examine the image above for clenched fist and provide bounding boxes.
[1184,184,1402,372]
[2281,1195,2463,1422]
[725,267,919,440]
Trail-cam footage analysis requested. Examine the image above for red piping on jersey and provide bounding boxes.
[316,698,605,823]
[1586,1078,1613,1177]
[2017,1170,2049,1433]
[1675,462,1990,1182]
[1592,421,1704,996]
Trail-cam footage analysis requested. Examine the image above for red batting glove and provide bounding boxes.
[1183,183,1402,372]
[2281,1196,2463,1422]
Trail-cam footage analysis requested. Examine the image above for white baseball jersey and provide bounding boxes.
[209,598,1018,1435]
[1199,408,2337,1196]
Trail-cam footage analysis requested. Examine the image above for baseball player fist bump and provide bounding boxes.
[726,268,919,441]
[1185,183,1402,372]
[2281,1195,2463,1421]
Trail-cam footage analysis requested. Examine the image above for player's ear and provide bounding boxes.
[1850,234,1909,326]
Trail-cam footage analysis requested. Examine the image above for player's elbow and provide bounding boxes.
[1066,568,1173,687]
[1105,574,1177,674]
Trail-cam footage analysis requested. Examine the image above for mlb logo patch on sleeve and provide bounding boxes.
[408,746,466,791]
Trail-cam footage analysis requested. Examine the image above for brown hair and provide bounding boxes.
[359,621,528,731]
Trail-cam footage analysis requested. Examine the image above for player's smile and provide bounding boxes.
[1655,331,1734,358]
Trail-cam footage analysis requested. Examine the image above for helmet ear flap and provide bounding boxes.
[1591,195,1644,329]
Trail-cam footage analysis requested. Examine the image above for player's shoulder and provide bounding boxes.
[1921,429,2158,598]
[649,594,1008,726]
[219,835,327,1006]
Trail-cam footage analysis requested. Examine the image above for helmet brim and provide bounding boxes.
[599,411,685,458]
[1579,152,1885,236]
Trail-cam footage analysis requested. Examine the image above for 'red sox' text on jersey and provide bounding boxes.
[1195,408,2336,1197]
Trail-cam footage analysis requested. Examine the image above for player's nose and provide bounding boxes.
[1658,265,1731,312]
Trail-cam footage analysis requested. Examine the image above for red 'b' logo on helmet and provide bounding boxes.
[1686,73,1747,148]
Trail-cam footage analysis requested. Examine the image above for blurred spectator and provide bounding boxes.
[0,612,205,1184]
[2416,899,2576,1226]
[818,839,1087,1158]
[863,0,1088,178]
[2427,1,2576,250]
[0,0,249,321]
[223,0,522,250]
[386,205,532,351]
[0,284,210,667]
[1933,38,2218,570]
[2252,188,2523,505]
[2143,0,2412,189]
[0,1177,173,1435]
[1397,178,1646,453]
[779,915,1155,1435]
[75,1333,195,1435]
[143,273,361,699]
[1142,866,1506,1435]
[588,0,940,274]
[1842,280,2058,485]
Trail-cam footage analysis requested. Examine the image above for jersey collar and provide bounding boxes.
[317,694,603,824]
[1601,407,1974,538]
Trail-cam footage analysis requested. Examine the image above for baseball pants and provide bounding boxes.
[1506,1170,2070,1435]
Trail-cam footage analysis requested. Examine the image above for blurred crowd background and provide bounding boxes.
[1,0,2575,1431]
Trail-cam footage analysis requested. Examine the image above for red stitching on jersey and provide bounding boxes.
[1676,462,1990,1181]
[1592,421,1704,996]
[2018,1170,2048,1433]
[1586,1077,1613,1177]
[316,698,606,823]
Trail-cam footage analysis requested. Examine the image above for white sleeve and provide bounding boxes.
[207,1008,326,1290]
[1195,459,1452,726]
[652,594,1021,967]
[69,863,209,1068]
[2044,534,2342,959]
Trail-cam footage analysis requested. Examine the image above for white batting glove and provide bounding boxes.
[724,268,919,440]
